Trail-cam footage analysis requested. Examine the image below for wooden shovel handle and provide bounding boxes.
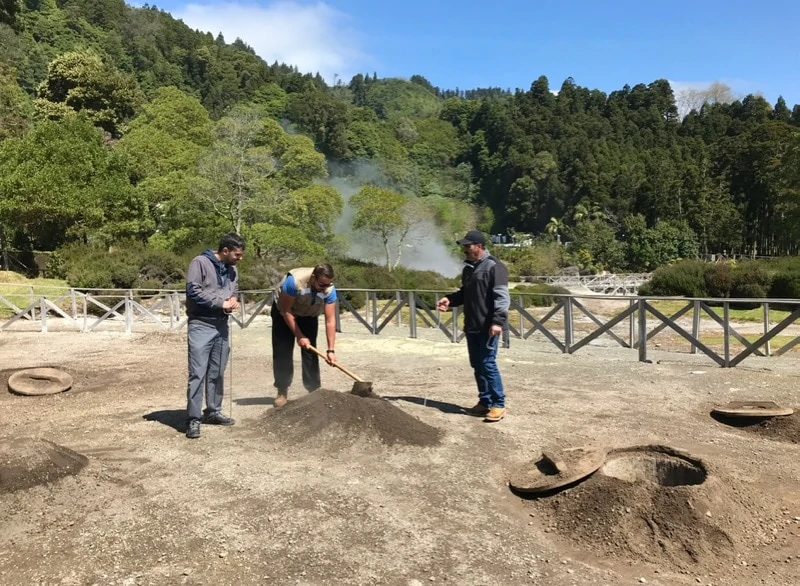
[307,345,364,382]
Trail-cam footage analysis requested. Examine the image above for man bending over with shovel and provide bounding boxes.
[437,230,510,422]
[270,263,338,408]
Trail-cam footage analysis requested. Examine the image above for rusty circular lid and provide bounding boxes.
[711,401,793,418]
[509,445,607,494]
[8,367,73,396]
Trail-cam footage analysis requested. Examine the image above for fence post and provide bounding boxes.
[70,289,77,319]
[41,297,47,333]
[563,296,573,353]
[125,291,133,334]
[370,291,378,334]
[638,299,647,362]
[451,306,459,342]
[396,291,402,328]
[691,300,701,354]
[763,302,771,357]
[335,299,341,333]
[628,299,635,347]
[723,301,730,367]
[408,292,417,339]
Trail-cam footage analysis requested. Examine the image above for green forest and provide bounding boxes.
[1,0,799,290]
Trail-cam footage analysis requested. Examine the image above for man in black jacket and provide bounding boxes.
[437,230,510,422]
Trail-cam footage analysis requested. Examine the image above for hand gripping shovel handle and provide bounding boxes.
[307,345,365,382]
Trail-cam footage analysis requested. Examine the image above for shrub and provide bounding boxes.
[638,260,707,297]
[57,242,185,291]
[704,263,735,298]
[510,282,570,307]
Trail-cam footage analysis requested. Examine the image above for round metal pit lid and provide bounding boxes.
[509,446,607,494]
[8,367,73,396]
[711,401,793,418]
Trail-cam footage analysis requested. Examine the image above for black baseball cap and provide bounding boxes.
[456,230,486,246]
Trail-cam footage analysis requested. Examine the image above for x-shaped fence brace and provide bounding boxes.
[3,289,800,368]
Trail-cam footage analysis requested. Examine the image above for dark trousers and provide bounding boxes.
[271,304,321,392]
[186,319,229,421]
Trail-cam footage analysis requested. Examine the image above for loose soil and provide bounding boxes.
[524,446,782,572]
[1,319,800,585]
[0,436,88,493]
[260,388,442,449]
[713,412,800,444]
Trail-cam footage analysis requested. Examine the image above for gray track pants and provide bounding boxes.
[186,319,229,421]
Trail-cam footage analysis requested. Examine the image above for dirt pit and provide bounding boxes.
[600,445,707,486]
[524,445,784,571]
[713,412,800,444]
[0,436,88,493]
[260,388,442,448]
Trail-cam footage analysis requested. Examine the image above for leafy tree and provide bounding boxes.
[0,62,33,138]
[245,223,324,264]
[350,186,432,270]
[0,117,149,252]
[35,49,144,136]
[624,215,699,271]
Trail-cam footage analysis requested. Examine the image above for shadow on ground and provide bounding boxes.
[234,397,275,406]
[143,409,186,432]
[384,395,467,415]
[710,412,771,428]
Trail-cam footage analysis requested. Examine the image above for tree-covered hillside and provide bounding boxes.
[1,0,799,279]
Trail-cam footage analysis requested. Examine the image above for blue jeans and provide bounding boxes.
[466,332,505,408]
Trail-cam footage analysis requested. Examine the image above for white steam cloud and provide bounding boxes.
[327,165,462,278]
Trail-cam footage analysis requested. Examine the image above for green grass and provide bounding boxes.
[648,299,793,323]
[0,272,70,314]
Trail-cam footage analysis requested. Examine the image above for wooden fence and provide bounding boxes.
[1,285,799,368]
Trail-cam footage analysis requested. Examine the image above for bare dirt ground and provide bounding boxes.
[1,317,800,586]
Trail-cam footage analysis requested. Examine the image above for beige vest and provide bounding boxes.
[275,268,333,317]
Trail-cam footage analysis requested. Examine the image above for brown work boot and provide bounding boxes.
[464,403,490,417]
[274,389,288,408]
[484,407,506,422]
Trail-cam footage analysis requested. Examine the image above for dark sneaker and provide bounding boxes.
[202,411,235,426]
[186,419,201,439]
[464,403,490,417]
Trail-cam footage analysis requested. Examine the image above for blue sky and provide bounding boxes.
[135,0,800,107]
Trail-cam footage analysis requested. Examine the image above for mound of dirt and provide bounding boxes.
[736,413,800,444]
[261,389,441,448]
[524,446,784,571]
[0,436,88,493]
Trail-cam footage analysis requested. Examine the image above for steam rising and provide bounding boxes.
[327,163,461,278]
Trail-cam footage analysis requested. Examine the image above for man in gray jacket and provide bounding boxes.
[184,233,245,439]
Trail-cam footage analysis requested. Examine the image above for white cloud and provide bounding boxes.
[173,1,366,82]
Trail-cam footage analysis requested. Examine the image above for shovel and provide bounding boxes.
[307,345,374,396]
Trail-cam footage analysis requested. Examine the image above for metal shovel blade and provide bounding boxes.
[308,345,374,396]
[350,381,374,397]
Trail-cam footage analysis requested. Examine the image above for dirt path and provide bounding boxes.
[1,321,799,585]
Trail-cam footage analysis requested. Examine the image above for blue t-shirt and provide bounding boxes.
[281,274,338,305]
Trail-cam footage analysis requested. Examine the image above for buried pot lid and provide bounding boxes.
[508,445,607,494]
[8,367,73,396]
[711,400,793,418]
